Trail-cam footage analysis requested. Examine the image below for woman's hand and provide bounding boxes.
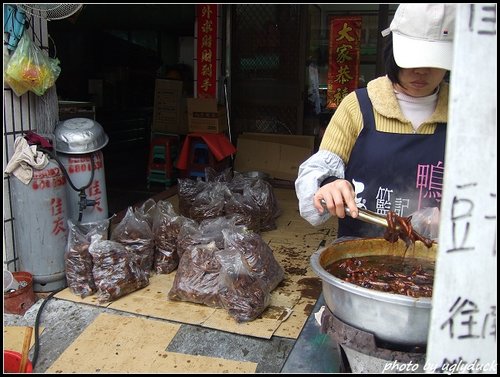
[313,179,359,219]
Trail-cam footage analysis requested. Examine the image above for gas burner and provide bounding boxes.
[321,306,426,373]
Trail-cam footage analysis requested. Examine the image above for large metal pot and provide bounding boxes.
[54,117,109,154]
[310,238,437,347]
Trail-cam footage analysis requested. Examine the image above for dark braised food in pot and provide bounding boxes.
[326,255,434,298]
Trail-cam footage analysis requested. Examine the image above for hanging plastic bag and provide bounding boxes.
[4,31,61,97]
[409,207,440,242]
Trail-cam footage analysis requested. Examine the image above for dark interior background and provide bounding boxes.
[48,4,195,114]
[47,4,197,212]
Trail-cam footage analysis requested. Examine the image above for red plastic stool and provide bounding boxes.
[147,135,179,187]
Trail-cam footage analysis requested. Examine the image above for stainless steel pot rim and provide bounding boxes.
[54,117,109,154]
[310,247,432,308]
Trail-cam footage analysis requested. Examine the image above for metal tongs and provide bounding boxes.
[320,199,391,229]
[344,207,391,228]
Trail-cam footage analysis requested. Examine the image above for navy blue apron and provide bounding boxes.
[338,88,447,238]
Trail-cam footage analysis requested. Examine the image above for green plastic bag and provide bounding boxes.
[5,31,61,96]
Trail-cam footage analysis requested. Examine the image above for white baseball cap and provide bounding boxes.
[383,4,456,70]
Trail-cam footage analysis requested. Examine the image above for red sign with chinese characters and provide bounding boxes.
[327,16,362,109]
[196,4,217,99]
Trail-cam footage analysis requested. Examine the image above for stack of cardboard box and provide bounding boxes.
[152,79,188,135]
[152,80,228,136]
[186,98,228,134]
[234,133,315,181]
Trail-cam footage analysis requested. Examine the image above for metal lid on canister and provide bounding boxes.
[54,118,109,154]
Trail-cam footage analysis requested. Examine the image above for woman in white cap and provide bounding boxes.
[295,4,456,240]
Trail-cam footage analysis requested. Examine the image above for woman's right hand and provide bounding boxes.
[313,179,359,219]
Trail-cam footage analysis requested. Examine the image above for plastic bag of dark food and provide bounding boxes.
[177,216,239,259]
[168,241,223,308]
[64,218,110,298]
[224,191,261,232]
[88,234,149,303]
[176,220,200,260]
[177,178,206,217]
[222,227,284,292]
[205,166,233,183]
[111,207,155,275]
[217,247,271,322]
[226,171,247,194]
[248,178,281,231]
[135,198,158,228]
[189,182,232,223]
[198,216,238,249]
[152,200,196,274]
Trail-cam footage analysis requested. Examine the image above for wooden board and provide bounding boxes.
[107,273,217,325]
[57,273,295,340]
[201,290,301,338]
[3,326,42,352]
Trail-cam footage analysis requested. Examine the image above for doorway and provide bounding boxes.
[229,5,306,141]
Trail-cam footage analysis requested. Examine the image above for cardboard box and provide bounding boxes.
[152,79,188,134]
[187,98,228,134]
[234,132,315,181]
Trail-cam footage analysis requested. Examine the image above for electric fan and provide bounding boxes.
[17,4,84,21]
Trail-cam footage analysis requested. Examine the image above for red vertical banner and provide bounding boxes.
[326,16,362,110]
[196,4,218,99]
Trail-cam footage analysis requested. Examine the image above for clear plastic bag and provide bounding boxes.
[176,216,237,259]
[64,218,110,298]
[410,207,440,242]
[247,178,281,231]
[189,182,231,223]
[224,191,261,232]
[135,198,157,228]
[111,207,155,275]
[177,178,206,217]
[4,31,61,96]
[222,227,284,292]
[217,247,271,323]
[152,200,195,274]
[89,234,149,303]
[168,241,223,308]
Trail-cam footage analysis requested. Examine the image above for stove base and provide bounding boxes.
[321,306,426,373]
[342,345,425,373]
